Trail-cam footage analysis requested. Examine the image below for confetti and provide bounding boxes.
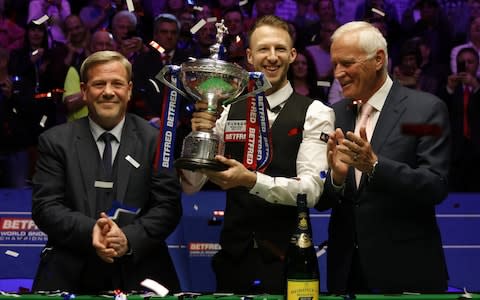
[317,80,331,87]
[193,6,204,11]
[5,250,19,257]
[31,49,39,56]
[207,17,217,23]
[141,278,169,296]
[316,241,328,257]
[126,0,135,12]
[371,7,386,17]
[190,19,206,34]
[193,204,199,211]
[213,210,224,216]
[149,40,165,53]
[235,35,241,43]
[461,287,472,299]
[239,0,248,6]
[148,78,160,93]
[33,15,49,25]
[39,115,47,127]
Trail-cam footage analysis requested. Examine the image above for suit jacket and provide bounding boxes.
[31,114,182,293]
[316,82,451,293]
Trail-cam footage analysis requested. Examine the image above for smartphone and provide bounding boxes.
[457,60,466,73]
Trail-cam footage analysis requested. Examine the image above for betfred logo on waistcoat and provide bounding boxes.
[188,242,221,257]
[224,120,247,142]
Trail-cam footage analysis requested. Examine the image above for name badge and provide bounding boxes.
[94,181,114,189]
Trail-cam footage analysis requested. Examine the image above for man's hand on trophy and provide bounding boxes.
[202,155,257,190]
[191,111,217,131]
[191,102,223,131]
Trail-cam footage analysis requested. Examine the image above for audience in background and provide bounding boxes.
[63,29,116,121]
[111,10,146,62]
[28,0,71,45]
[222,6,249,69]
[305,19,338,87]
[0,10,25,51]
[450,16,480,77]
[288,50,327,103]
[0,0,478,194]
[393,37,443,95]
[439,47,480,192]
[79,0,114,32]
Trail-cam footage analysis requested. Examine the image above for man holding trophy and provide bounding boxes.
[161,15,334,293]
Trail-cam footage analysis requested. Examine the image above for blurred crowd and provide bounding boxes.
[0,0,479,192]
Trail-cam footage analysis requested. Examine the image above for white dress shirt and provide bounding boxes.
[89,117,125,166]
[182,81,335,207]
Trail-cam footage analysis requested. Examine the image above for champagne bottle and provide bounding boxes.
[285,194,319,300]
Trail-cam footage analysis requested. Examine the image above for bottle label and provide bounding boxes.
[297,233,312,248]
[298,214,308,231]
[287,279,319,300]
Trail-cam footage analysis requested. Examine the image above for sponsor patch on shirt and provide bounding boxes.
[224,120,247,142]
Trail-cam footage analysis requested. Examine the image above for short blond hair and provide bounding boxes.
[80,50,132,83]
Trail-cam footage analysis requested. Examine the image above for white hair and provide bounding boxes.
[331,21,388,73]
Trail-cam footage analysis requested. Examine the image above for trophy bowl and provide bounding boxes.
[167,58,249,171]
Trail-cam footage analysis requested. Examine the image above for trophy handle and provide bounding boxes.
[223,74,272,106]
[155,65,190,99]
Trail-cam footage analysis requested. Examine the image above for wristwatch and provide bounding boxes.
[367,160,379,178]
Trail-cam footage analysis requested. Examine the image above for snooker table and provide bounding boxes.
[0,294,478,300]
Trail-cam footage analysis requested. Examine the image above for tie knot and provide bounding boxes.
[100,132,115,144]
[360,103,374,117]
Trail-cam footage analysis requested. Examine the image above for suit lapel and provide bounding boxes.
[115,116,138,203]
[370,82,407,154]
[75,119,100,217]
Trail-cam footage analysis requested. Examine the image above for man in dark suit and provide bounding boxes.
[131,13,192,121]
[130,13,192,159]
[315,21,451,294]
[440,47,480,192]
[31,50,182,294]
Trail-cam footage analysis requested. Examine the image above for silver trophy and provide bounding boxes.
[157,20,270,171]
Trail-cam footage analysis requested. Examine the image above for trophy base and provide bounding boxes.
[174,157,228,171]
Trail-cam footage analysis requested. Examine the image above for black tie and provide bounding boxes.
[100,132,115,179]
[267,101,282,114]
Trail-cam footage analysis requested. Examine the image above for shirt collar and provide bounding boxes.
[362,75,393,113]
[267,81,293,110]
[89,117,125,143]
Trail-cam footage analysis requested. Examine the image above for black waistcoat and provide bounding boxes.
[221,93,313,260]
